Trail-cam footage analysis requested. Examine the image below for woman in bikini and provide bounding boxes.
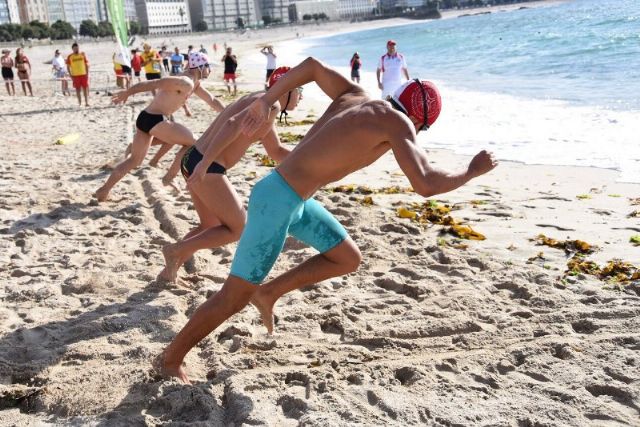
[15,48,33,96]
[1,49,15,96]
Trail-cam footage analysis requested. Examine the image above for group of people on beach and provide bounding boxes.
[94,38,497,382]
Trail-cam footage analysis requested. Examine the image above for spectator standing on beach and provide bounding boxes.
[376,40,409,99]
[66,43,89,106]
[222,47,237,96]
[141,43,162,81]
[1,48,16,96]
[15,48,33,96]
[213,43,218,54]
[260,46,277,86]
[160,46,171,74]
[130,49,142,83]
[51,49,70,96]
[170,47,184,75]
[350,52,361,84]
[199,44,208,54]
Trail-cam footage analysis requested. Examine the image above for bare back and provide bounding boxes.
[277,92,411,199]
[194,92,278,169]
[146,76,195,116]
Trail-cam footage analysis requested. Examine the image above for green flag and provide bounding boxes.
[107,0,130,66]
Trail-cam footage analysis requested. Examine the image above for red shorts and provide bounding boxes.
[71,74,89,89]
[223,73,236,81]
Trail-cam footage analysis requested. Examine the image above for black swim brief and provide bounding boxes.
[181,146,226,180]
[136,110,165,133]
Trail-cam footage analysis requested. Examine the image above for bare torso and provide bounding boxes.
[277,91,409,199]
[194,92,278,169]
[145,76,195,116]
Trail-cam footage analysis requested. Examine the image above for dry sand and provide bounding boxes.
[1,3,640,425]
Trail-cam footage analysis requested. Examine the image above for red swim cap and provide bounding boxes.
[268,66,291,88]
[391,80,442,127]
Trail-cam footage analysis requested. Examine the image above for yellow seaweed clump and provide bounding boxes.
[255,154,276,167]
[532,234,595,254]
[396,201,485,240]
[566,255,640,283]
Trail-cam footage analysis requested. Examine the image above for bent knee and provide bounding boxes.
[331,239,362,273]
[227,220,246,241]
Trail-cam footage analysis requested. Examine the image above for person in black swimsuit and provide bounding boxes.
[94,52,225,202]
[157,66,302,283]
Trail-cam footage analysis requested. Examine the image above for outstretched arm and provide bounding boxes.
[193,84,225,112]
[391,129,497,198]
[112,77,192,104]
[242,57,362,133]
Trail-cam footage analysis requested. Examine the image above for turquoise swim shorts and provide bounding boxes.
[230,170,348,284]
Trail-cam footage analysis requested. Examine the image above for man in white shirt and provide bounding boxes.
[261,46,277,87]
[376,40,410,99]
[51,49,70,96]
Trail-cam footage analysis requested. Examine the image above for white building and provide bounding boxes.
[63,0,97,28]
[135,0,191,34]
[189,0,258,30]
[337,0,376,19]
[0,0,20,24]
[96,0,137,22]
[259,0,290,24]
[288,0,338,22]
[18,0,49,23]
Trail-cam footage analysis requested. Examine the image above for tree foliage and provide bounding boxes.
[97,21,114,37]
[79,19,99,38]
[195,20,208,32]
[0,20,77,41]
[128,21,141,35]
[50,20,76,40]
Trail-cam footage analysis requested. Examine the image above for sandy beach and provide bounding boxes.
[1,1,640,425]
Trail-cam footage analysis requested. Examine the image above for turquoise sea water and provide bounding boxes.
[306,0,640,110]
[285,0,640,181]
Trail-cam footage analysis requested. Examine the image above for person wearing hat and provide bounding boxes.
[1,48,16,96]
[156,57,496,384]
[376,40,409,99]
[94,52,224,202]
[157,66,302,283]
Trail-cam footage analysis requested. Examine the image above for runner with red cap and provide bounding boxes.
[157,65,304,283]
[157,56,497,384]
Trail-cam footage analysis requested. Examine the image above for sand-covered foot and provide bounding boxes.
[94,187,109,202]
[152,352,191,385]
[158,244,182,282]
[250,291,275,335]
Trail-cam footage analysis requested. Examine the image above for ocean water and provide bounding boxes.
[277,0,640,182]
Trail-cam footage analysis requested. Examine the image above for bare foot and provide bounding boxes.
[94,186,109,202]
[250,291,275,335]
[149,160,159,167]
[159,244,182,282]
[152,351,191,384]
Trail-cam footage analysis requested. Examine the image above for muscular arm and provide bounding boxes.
[112,77,192,103]
[391,126,496,198]
[260,125,290,163]
[193,84,224,112]
[263,57,361,104]
[132,77,191,95]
